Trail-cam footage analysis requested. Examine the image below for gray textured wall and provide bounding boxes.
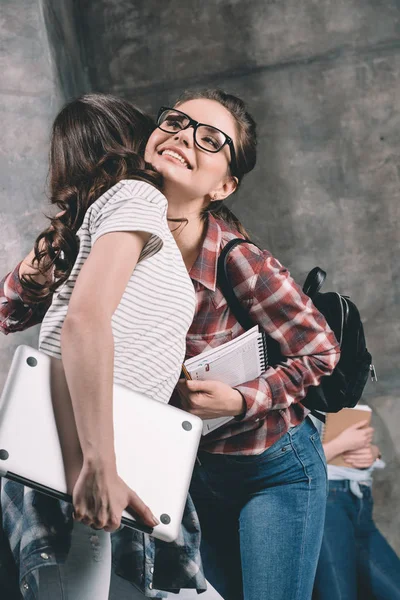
[0,0,63,376]
[1,0,399,557]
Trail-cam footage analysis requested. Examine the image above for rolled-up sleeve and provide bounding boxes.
[90,181,168,262]
[232,248,340,422]
[0,262,51,334]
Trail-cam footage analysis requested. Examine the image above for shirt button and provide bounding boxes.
[150,567,154,574]
[149,582,153,589]
[23,582,29,590]
[40,552,50,560]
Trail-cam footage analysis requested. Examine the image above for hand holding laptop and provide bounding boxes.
[73,459,159,532]
[48,352,159,533]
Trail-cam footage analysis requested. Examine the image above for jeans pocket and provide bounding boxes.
[310,432,328,496]
[287,423,328,490]
[310,432,327,474]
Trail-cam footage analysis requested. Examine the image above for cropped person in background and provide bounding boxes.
[311,413,400,600]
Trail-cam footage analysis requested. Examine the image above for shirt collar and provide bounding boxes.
[189,214,222,292]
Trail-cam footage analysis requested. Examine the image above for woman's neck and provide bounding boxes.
[166,196,206,272]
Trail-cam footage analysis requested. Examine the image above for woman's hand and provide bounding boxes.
[176,379,246,419]
[342,444,381,469]
[323,420,374,462]
[333,420,374,452]
[72,458,159,533]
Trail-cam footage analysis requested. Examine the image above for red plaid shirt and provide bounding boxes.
[0,215,340,455]
[185,214,340,454]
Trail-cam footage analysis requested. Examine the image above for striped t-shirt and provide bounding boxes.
[39,179,196,404]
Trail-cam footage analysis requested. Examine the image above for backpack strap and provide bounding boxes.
[217,238,255,331]
[217,238,282,366]
[217,238,327,423]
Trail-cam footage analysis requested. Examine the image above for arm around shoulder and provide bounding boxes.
[0,254,52,335]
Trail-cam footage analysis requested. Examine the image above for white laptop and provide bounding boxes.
[0,345,202,543]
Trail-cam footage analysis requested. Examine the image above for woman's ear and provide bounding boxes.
[210,175,238,202]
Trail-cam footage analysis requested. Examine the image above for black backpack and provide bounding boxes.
[217,238,376,421]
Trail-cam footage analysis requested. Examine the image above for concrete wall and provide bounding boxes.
[0,0,62,373]
[1,0,399,561]
[0,0,90,408]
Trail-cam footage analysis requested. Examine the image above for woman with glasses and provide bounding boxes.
[1,89,339,600]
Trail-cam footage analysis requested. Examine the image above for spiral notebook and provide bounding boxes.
[183,326,268,435]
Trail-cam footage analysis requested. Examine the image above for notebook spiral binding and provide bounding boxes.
[258,331,269,371]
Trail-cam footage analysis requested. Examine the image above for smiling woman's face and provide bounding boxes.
[145,98,238,201]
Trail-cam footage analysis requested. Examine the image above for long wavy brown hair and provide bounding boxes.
[21,93,162,302]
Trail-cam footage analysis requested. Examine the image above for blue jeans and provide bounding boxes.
[190,417,327,600]
[313,480,400,600]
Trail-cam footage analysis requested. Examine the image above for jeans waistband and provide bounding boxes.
[328,479,372,496]
[329,480,352,491]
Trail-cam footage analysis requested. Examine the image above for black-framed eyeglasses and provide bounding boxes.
[156,106,238,177]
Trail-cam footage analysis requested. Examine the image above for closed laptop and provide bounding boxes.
[0,345,202,542]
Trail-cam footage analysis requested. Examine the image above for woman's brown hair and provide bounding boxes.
[175,89,257,240]
[22,93,162,301]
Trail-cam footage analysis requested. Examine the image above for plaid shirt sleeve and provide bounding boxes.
[0,262,51,334]
[228,244,340,422]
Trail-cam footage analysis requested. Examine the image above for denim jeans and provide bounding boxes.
[313,480,400,600]
[190,417,327,600]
